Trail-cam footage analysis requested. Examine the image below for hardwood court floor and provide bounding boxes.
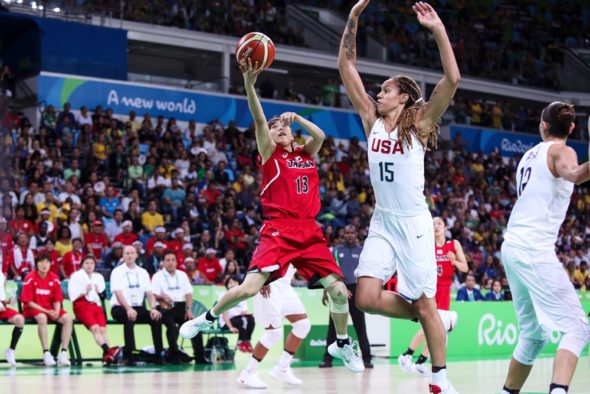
[2,356,589,394]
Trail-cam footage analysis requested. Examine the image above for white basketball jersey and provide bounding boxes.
[367,118,428,215]
[504,141,574,251]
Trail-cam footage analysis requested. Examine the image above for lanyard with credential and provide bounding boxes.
[164,273,180,291]
[125,271,140,289]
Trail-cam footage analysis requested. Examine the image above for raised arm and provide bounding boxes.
[413,2,461,132]
[550,144,590,185]
[280,112,326,157]
[338,0,377,136]
[241,59,275,163]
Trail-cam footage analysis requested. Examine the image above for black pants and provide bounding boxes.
[158,302,205,362]
[222,315,255,341]
[111,306,164,359]
[323,284,372,363]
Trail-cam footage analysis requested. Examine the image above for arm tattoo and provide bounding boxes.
[343,18,356,60]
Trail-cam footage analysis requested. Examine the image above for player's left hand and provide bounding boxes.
[260,285,271,298]
[413,2,444,32]
[280,112,298,126]
[447,251,456,263]
[185,310,194,320]
[150,309,162,321]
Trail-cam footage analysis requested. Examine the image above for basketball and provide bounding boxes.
[235,32,275,69]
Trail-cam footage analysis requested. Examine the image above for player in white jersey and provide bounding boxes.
[237,265,310,389]
[500,103,590,394]
[339,2,461,393]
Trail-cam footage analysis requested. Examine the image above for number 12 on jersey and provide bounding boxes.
[517,166,532,197]
[379,162,395,182]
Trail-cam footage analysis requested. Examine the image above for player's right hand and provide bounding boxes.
[351,0,370,16]
[321,290,329,306]
[240,58,262,87]
[127,308,138,321]
[230,327,239,334]
[47,310,59,320]
[260,285,271,298]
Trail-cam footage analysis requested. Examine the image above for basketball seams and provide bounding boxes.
[235,32,273,70]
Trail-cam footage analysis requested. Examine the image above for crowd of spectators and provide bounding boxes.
[52,0,306,48]
[69,0,590,90]
[35,0,588,90]
[1,102,589,301]
[298,0,589,90]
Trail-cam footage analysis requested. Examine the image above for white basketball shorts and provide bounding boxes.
[355,208,436,300]
[501,242,589,340]
[253,283,306,328]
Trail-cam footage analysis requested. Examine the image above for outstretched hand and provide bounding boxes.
[240,58,263,87]
[350,0,370,16]
[412,2,444,32]
[280,112,298,126]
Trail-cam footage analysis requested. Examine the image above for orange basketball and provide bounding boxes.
[235,32,275,70]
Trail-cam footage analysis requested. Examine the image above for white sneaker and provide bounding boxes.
[438,310,458,333]
[4,348,16,367]
[270,365,302,386]
[397,354,414,373]
[237,369,268,389]
[43,351,56,367]
[57,351,71,367]
[180,313,213,339]
[429,381,458,394]
[327,341,365,373]
[412,362,431,376]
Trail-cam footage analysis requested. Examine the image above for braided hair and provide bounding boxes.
[390,75,440,150]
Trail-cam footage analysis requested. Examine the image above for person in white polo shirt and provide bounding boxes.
[110,246,164,365]
[151,251,204,363]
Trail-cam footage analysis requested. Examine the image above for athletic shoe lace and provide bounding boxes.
[342,340,361,362]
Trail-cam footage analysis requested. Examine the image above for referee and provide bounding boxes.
[320,225,373,368]
[151,251,205,363]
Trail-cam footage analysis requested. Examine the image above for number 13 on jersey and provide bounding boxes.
[379,162,395,182]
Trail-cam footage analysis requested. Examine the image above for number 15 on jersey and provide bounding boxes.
[379,162,395,182]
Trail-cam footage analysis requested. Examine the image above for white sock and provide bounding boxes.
[278,351,293,370]
[432,368,448,387]
[336,334,349,340]
[550,389,567,394]
[245,357,259,373]
[500,391,510,394]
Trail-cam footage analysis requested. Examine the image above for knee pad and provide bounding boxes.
[259,327,282,350]
[325,281,349,313]
[291,318,311,339]
[513,336,548,365]
[558,323,590,358]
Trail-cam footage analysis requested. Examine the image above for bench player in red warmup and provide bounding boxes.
[181,58,364,373]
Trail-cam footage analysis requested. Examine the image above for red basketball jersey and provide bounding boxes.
[436,240,456,286]
[435,240,456,310]
[259,146,320,219]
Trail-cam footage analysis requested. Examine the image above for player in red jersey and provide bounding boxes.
[21,254,73,366]
[0,217,14,275]
[398,217,467,375]
[181,59,364,373]
[0,270,25,367]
